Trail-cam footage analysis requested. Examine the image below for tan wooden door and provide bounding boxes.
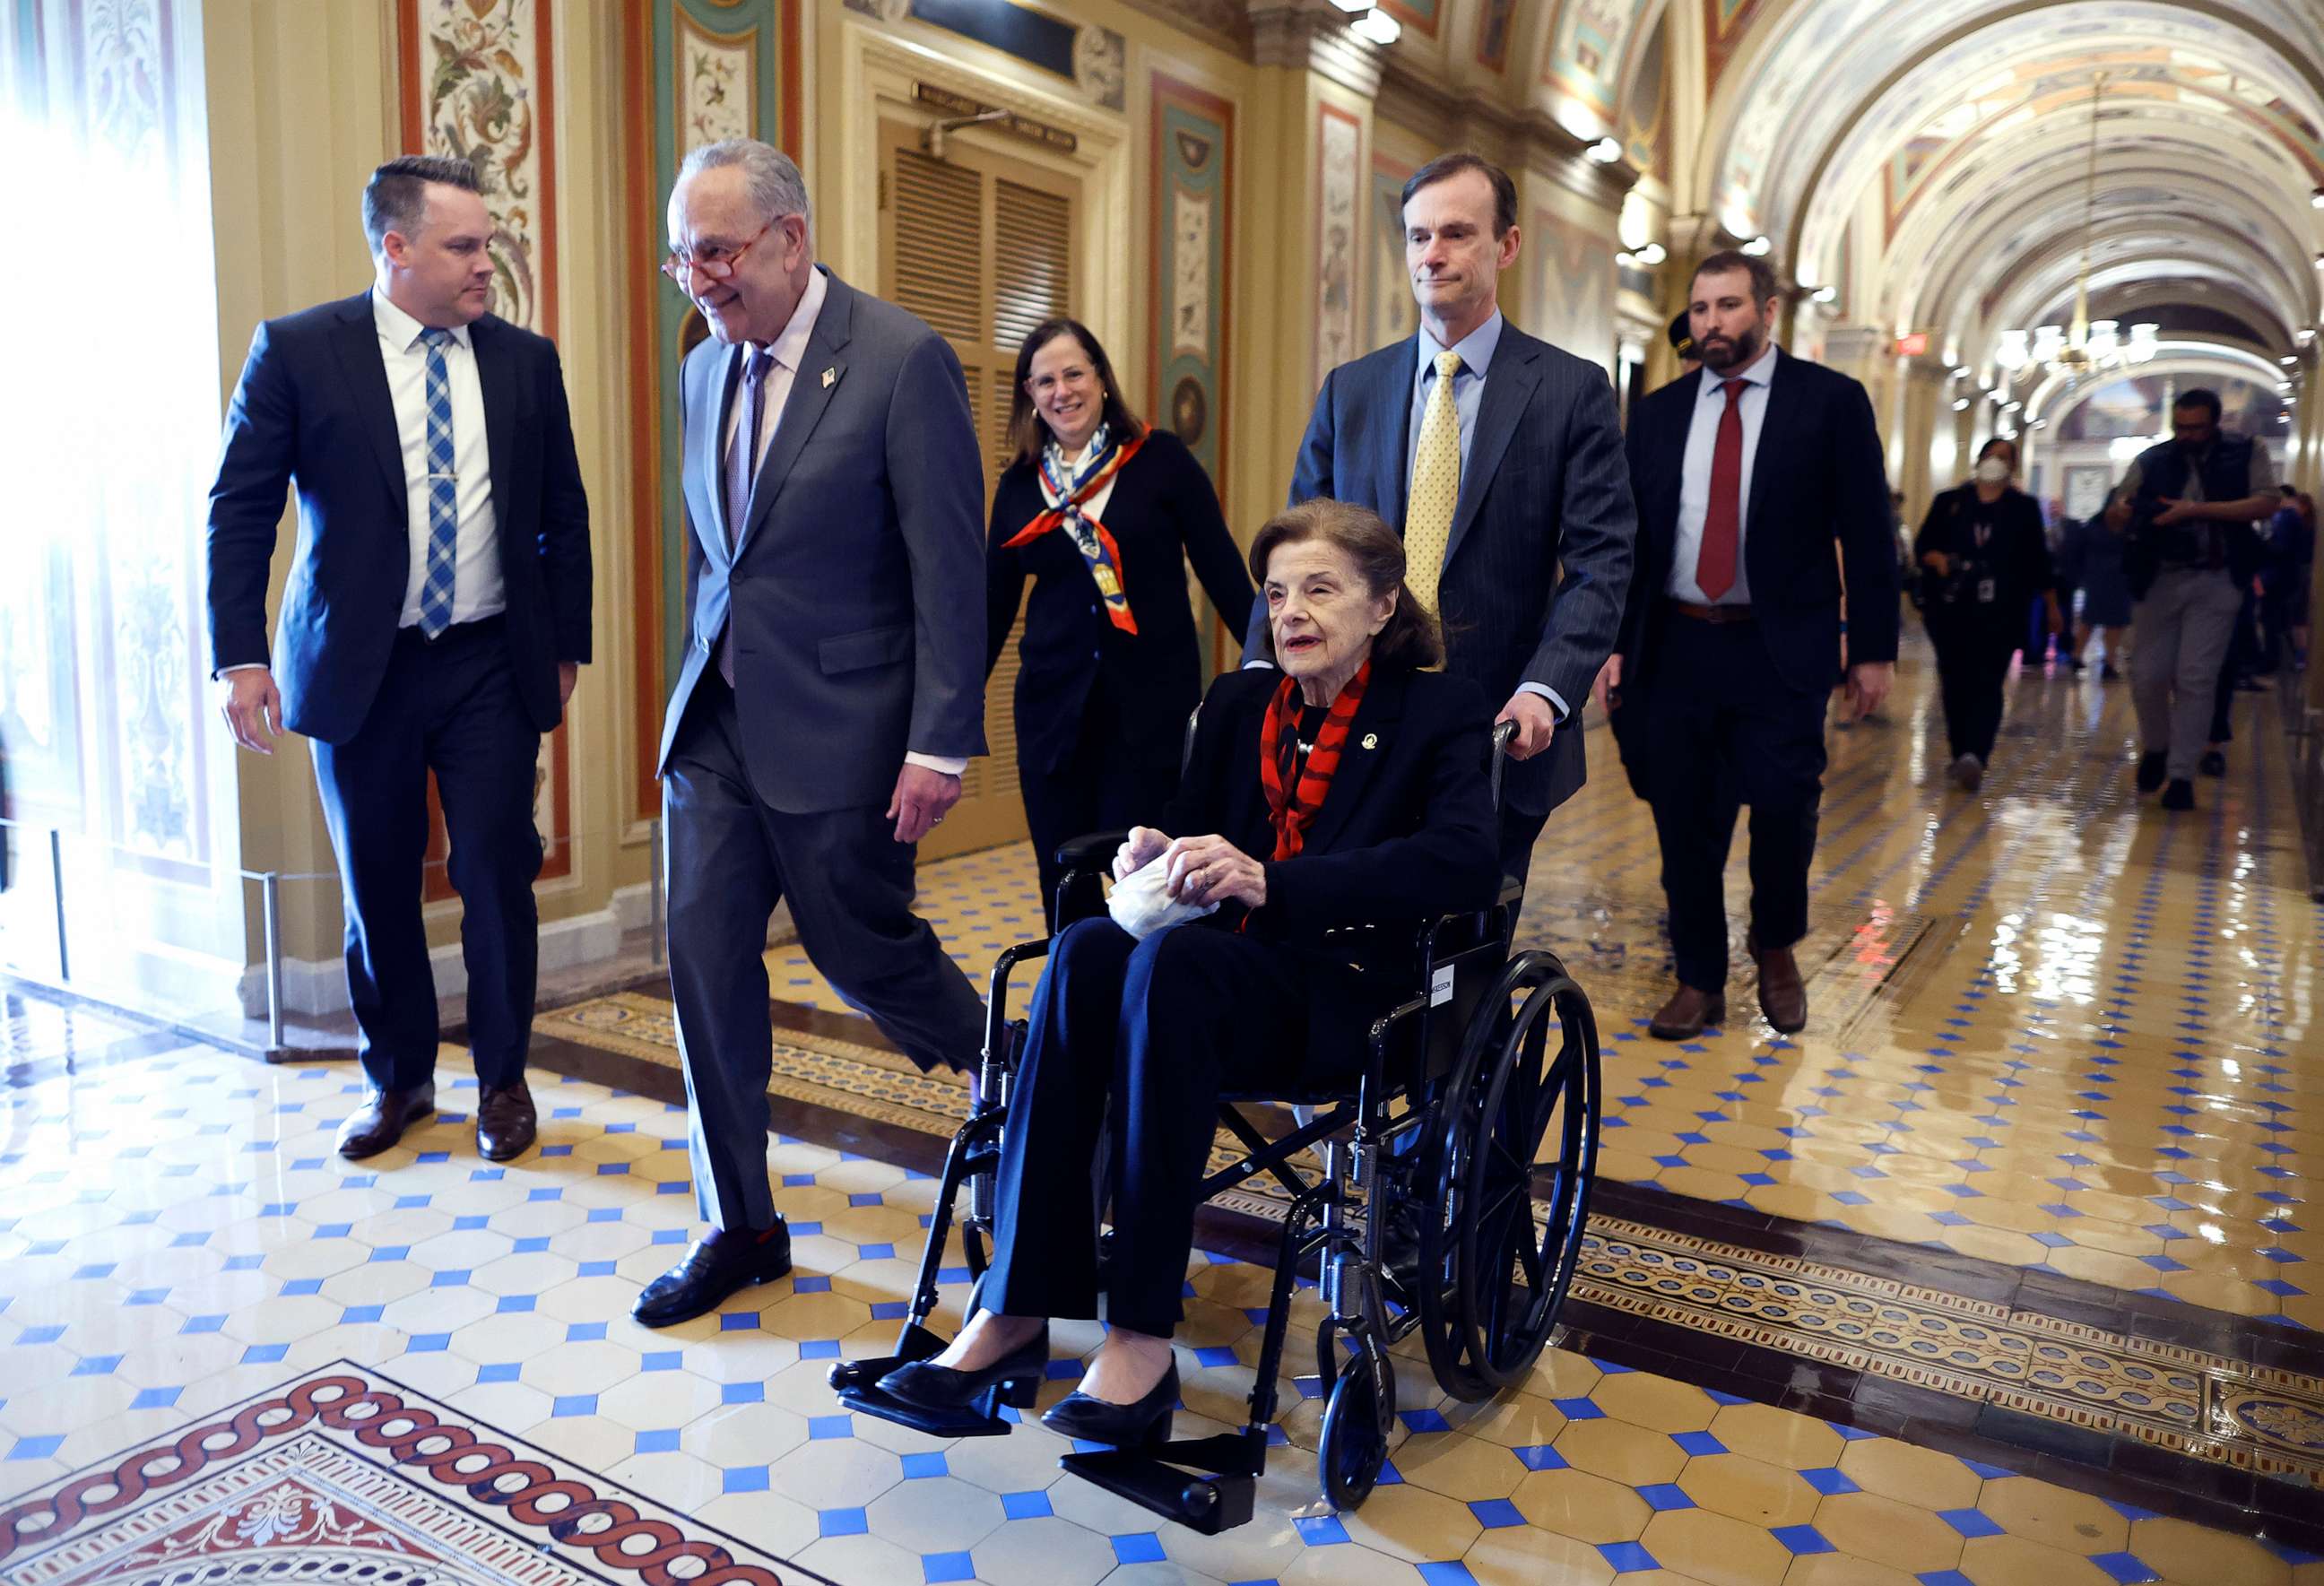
[879,121,1076,860]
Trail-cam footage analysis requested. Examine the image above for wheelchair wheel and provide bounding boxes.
[1316,1342,1395,1511]
[1418,953,1600,1400]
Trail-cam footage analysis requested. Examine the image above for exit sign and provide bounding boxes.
[1895,333,1929,357]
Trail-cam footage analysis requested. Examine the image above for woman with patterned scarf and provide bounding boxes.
[880,499,1501,1447]
[987,318,1254,926]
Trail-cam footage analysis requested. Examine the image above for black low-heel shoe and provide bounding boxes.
[1040,1360,1179,1446]
[877,1328,1050,1412]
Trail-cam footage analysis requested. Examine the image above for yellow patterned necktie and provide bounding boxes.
[1405,349,1463,619]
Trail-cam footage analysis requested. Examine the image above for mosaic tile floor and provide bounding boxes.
[752,646,2322,1327]
[3,1004,2315,1585]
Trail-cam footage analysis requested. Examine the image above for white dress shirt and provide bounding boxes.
[1668,344,1779,604]
[721,268,964,779]
[374,288,504,628]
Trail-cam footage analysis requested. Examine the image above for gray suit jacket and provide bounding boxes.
[657,267,986,810]
[1246,322,1636,816]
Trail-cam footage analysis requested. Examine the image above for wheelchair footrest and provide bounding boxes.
[827,1329,1026,1440]
[834,1373,1022,1440]
[1059,1432,1262,1535]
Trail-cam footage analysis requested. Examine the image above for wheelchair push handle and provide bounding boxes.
[1489,719,1516,811]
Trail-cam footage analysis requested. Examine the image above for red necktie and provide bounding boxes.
[1695,378,1746,601]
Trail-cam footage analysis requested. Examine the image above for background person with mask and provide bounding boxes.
[1913,438,2058,792]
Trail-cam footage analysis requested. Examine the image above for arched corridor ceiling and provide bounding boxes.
[1695,0,2324,368]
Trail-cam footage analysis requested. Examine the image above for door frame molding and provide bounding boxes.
[832,21,1132,388]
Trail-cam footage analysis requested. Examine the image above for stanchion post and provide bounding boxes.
[260,871,285,1053]
[48,828,68,983]
[649,817,665,968]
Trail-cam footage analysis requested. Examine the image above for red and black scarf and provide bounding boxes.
[1258,661,1370,861]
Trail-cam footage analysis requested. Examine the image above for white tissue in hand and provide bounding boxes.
[1106,857,1218,940]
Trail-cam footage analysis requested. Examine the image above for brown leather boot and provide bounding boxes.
[476,1079,538,1162]
[336,1082,436,1159]
[1648,985,1726,1041]
[1753,943,1808,1034]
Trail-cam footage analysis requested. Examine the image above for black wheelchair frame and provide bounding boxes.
[830,723,1602,1532]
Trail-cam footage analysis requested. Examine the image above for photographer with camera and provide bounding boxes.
[2103,388,2278,812]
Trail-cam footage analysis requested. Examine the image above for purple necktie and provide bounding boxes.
[718,347,776,685]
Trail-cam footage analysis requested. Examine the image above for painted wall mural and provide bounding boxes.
[1368,153,1418,352]
[1531,208,1618,376]
[1313,102,1362,392]
[1474,0,1517,74]
[623,0,800,821]
[1622,14,1669,177]
[1545,0,1642,139]
[1149,74,1235,498]
[1704,0,1771,94]
[398,0,570,885]
[1378,0,1440,41]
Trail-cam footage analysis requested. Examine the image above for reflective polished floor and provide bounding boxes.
[2,644,2320,1584]
[767,643,2322,1327]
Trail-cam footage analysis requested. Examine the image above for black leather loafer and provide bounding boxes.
[877,1326,1049,1412]
[1040,1360,1179,1446]
[632,1222,793,1328]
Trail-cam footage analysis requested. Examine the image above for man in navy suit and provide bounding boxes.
[634,139,989,1328]
[1598,250,1897,1040]
[1245,152,1635,887]
[206,156,593,1161]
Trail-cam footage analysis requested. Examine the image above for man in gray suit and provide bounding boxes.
[1247,152,1635,887]
[635,139,989,1327]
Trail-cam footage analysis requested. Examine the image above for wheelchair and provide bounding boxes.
[830,723,1601,1532]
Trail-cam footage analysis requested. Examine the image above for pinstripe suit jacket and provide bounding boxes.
[1244,322,1638,816]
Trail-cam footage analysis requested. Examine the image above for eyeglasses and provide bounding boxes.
[661,220,774,284]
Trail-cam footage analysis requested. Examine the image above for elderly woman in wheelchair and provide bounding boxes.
[836,498,1601,1528]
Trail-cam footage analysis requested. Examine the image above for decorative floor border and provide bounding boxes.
[526,997,2324,1552]
[0,1364,826,1585]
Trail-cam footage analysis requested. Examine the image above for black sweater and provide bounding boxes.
[986,429,1254,776]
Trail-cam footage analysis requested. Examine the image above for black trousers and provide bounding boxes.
[981,918,1320,1339]
[1929,621,2013,765]
[1019,731,1179,932]
[663,670,989,1232]
[310,618,542,1093]
[1615,613,1826,993]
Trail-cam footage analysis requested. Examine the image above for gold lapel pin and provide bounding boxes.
[821,367,837,388]
[1361,732,1378,750]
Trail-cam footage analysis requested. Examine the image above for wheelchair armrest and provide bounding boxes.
[1054,829,1129,875]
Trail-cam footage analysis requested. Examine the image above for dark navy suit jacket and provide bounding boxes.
[658,268,986,812]
[1244,322,1636,818]
[204,292,593,744]
[1617,350,1898,694]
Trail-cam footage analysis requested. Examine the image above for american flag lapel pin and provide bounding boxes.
[821,367,837,388]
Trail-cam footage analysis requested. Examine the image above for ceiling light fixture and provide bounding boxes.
[1349,6,1400,45]
[1740,236,1773,257]
[1991,73,2156,383]
[1584,137,1622,164]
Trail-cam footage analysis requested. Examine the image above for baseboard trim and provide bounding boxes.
[239,885,796,1017]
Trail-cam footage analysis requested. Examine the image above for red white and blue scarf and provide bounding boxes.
[1002,424,1147,635]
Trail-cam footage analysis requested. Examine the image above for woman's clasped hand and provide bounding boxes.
[1114,825,1267,909]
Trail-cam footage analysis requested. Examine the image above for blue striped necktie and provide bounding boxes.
[416,326,459,637]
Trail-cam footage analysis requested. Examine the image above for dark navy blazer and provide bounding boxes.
[1618,350,1899,694]
[204,292,593,744]
[1245,322,1637,819]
